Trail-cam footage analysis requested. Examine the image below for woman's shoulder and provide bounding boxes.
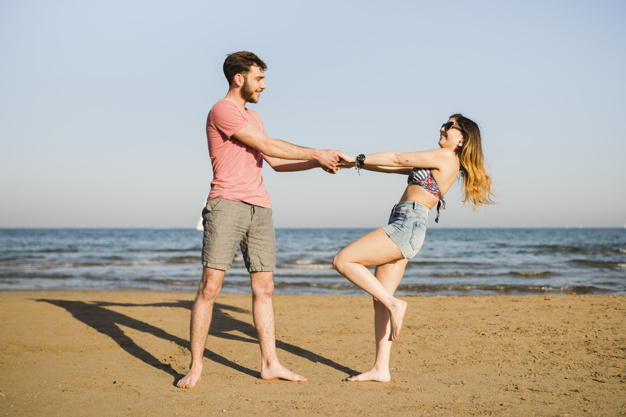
[425,147,458,164]
[436,147,457,158]
[428,148,459,174]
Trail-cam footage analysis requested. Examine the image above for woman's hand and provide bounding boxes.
[337,152,355,169]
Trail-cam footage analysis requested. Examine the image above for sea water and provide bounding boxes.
[0,228,624,296]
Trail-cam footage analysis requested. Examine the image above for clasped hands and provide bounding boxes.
[318,150,356,174]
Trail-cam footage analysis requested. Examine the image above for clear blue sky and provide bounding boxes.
[1,0,625,228]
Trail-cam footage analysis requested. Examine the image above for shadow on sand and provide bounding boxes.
[37,298,356,384]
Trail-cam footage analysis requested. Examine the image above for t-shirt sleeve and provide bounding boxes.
[246,109,266,135]
[210,100,251,138]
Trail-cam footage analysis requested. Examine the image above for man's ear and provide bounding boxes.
[234,73,244,87]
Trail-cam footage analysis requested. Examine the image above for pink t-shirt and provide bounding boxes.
[206,99,271,208]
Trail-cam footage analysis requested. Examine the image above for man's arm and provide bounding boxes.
[232,125,340,172]
[263,155,323,172]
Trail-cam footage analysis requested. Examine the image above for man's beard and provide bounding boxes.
[241,78,259,103]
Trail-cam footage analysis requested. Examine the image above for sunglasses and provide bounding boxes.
[441,121,461,131]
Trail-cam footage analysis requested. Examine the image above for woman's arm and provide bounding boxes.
[359,165,412,175]
[337,153,411,175]
[360,148,456,170]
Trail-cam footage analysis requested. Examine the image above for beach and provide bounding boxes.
[1,291,624,416]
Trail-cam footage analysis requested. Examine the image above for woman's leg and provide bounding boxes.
[347,258,408,382]
[333,228,408,340]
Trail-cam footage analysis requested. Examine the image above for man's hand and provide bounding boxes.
[315,149,341,173]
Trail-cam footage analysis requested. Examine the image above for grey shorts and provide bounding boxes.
[201,198,276,272]
[381,201,429,259]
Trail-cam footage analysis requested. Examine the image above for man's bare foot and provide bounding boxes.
[260,362,307,382]
[389,298,408,341]
[176,366,202,389]
[346,368,391,382]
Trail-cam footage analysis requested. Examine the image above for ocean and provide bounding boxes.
[0,228,624,296]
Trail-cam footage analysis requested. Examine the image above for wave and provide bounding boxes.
[0,256,202,269]
[527,244,586,254]
[0,272,73,280]
[273,281,355,290]
[7,248,79,254]
[269,281,612,295]
[525,244,624,256]
[274,272,339,279]
[433,272,466,277]
[283,259,328,265]
[0,256,43,263]
[277,259,333,270]
[133,278,199,287]
[161,256,202,264]
[510,271,552,278]
[405,261,491,269]
[396,283,609,295]
[569,259,620,269]
[127,247,201,253]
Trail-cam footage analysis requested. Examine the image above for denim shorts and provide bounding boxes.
[202,198,276,272]
[381,201,429,259]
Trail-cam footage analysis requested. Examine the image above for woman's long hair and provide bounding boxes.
[450,113,495,207]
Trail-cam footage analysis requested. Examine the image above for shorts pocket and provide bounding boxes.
[202,198,224,223]
[206,198,224,212]
[408,218,427,254]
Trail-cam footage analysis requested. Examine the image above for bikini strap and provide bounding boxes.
[435,198,446,223]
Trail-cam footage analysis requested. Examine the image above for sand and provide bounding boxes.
[0,291,624,416]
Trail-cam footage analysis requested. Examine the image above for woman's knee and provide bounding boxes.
[332,252,347,273]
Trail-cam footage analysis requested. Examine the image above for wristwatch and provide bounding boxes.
[356,154,366,167]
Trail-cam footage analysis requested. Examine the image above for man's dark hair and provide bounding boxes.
[223,51,267,86]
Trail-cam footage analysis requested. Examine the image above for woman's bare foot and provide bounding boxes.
[260,362,307,382]
[176,365,202,389]
[346,368,391,382]
[389,299,408,341]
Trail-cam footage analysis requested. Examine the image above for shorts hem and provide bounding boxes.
[248,267,276,273]
[202,262,230,271]
[381,227,409,259]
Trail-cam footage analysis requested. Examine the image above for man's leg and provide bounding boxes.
[250,271,306,382]
[176,266,225,388]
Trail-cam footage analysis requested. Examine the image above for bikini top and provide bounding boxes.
[407,168,446,223]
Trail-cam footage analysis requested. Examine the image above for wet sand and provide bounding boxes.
[0,291,624,416]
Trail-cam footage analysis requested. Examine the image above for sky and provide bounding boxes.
[1,0,625,229]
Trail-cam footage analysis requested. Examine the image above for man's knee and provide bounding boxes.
[198,281,221,301]
[250,272,274,298]
[197,268,224,301]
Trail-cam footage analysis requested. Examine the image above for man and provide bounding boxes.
[177,51,340,388]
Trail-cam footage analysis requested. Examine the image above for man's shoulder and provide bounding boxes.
[208,99,242,128]
[209,98,236,114]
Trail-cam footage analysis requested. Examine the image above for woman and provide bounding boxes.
[334,113,494,382]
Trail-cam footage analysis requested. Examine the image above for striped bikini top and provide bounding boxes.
[407,168,446,223]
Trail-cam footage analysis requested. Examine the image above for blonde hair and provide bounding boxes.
[450,113,495,207]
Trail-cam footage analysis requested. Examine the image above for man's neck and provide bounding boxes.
[224,89,247,109]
